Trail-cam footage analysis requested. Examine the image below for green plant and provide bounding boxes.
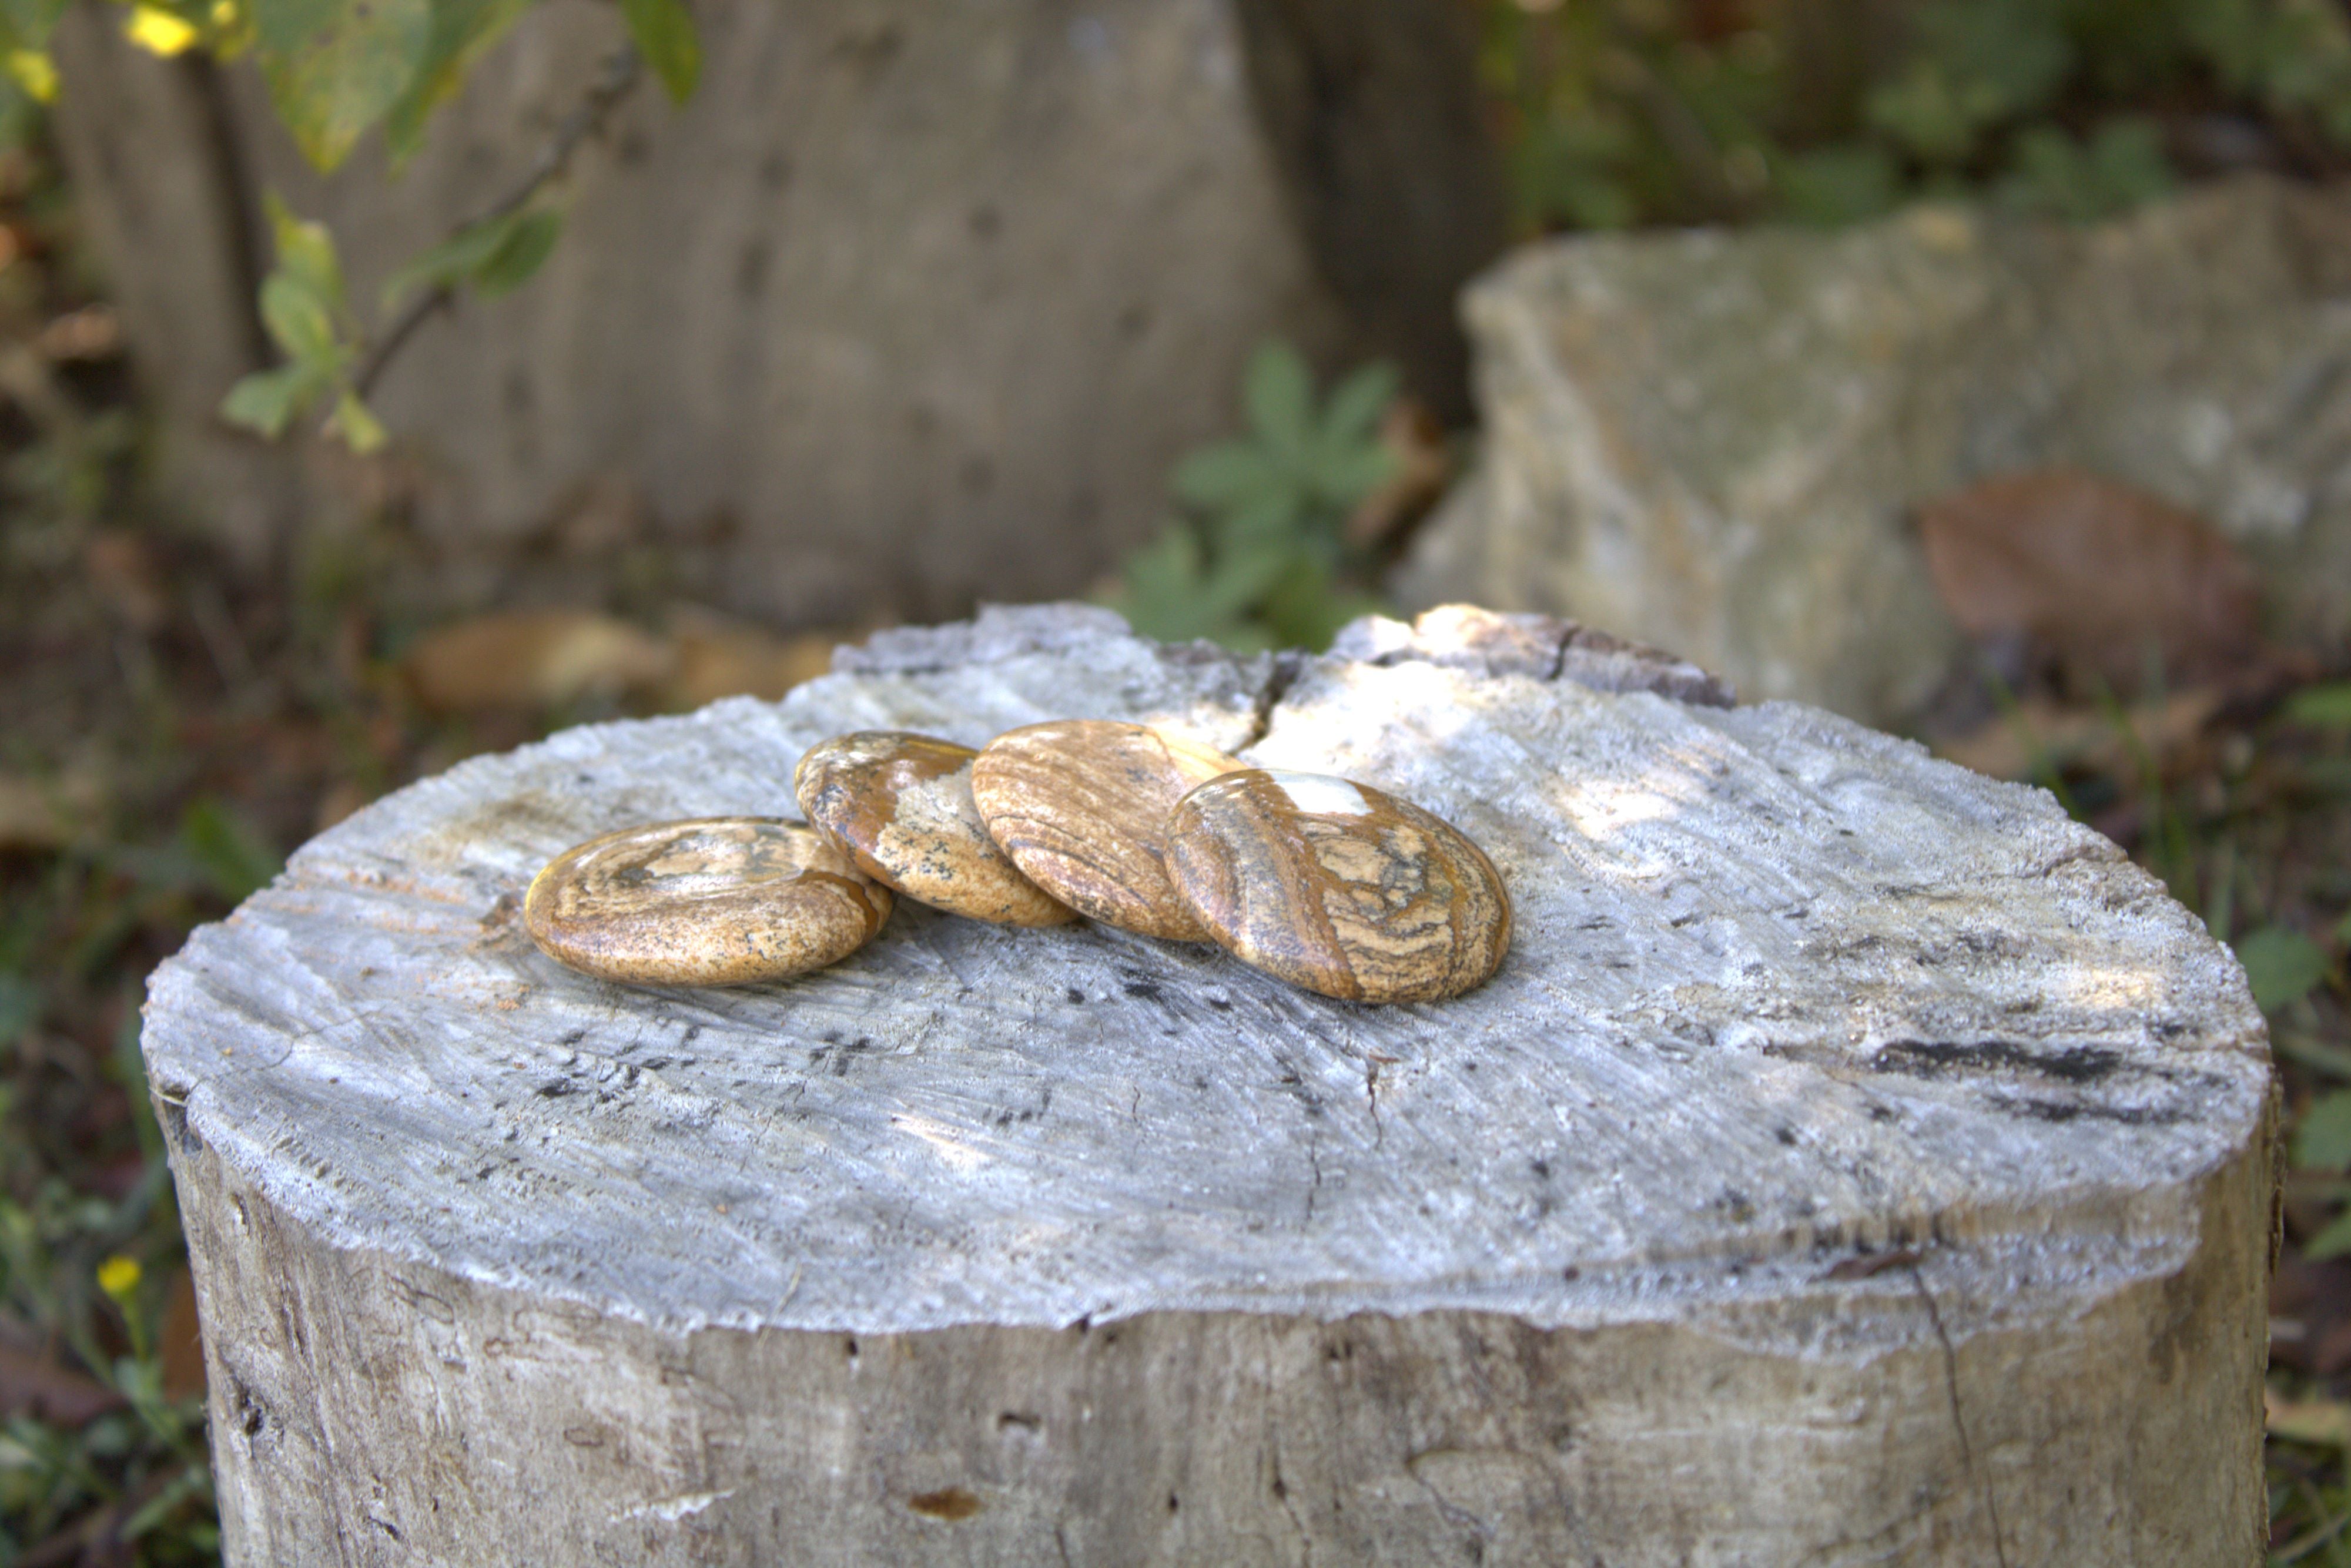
[0,0,706,453]
[2,998,215,1562]
[1106,343,1398,654]
[1483,0,2351,237]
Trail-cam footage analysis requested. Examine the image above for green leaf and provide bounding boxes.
[178,798,283,904]
[259,272,340,366]
[2308,1204,2351,1261]
[0,0,73,51]
[2001,118,2173,223]
[382,0,533,165]
[265,192,345,311]
[1171,441,1280,512]
[2295,1090,2351,1171]
[619,0,698,102]
[470,207,561,297]
[1777,143,1901,227]
[119,1462,201,1540]
[262,0,432,170]
[1105,525,1282,651]
[329,387,388,453]
[1258,554,1384,653]
[381,213,509,309]
[219,363,325,437]
[250,0,339,56]
[1307,441,1395,511]
[1243,341,1314,457]
[383,205,560,307]
[1864,62,1996,165]
[2285,682,2351,729]
[2236,923,2329,1012]
[1106,526,1216,642]
[1318,362,1397,449]
[0,971,39,1047]
[1209,488,1305,556]
[1193,540,1292,624]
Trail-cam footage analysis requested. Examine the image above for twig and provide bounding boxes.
[353,44,644,400]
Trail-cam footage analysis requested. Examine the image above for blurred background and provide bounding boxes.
[6,0,2351,1559]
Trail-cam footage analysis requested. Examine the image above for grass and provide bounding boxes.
[1970,671,2351,1563]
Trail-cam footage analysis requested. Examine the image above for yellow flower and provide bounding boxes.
[4,49,56,103]
[123,6,199,56]
[96,1255,142,1299]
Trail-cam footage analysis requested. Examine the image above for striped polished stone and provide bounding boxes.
[524,817,892,987]
[1166,769,1511,1003]
[969,719,1243,941]
[795,731,1076,926]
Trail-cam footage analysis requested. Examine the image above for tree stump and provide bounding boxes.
[142,604,2274,1566]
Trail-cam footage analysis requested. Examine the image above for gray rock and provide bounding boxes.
[1400,175,2351,723]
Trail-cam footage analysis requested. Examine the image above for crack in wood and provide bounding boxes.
[1908,1263,2011,1568]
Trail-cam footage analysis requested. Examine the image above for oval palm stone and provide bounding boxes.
[524,817,891,987]
[795,731,1076,926]
[969,719,1243,942]
[1166,769,1511,1003]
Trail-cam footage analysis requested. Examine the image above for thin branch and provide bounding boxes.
[353,44,644,400]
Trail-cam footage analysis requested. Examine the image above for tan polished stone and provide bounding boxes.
[524,817,891,987]
[1166,769,1511,1003]
[795,731,1076,927]
[969,719,1244,941]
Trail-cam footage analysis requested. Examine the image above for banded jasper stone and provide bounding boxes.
[794,732,1076,926]
[969,719,1244,942]
[1166,769,1511,1003]
[524,817,892,987]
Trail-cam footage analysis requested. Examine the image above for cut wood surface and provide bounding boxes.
[142,604,2274,1565]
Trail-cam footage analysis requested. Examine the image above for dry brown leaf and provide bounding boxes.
[312,780,370,836]
[0,1342,125,1426]
[160,1267,205,1401]
[662,608,839,709]
[1931,687,2223,782]
[35,304,120,363]
[0,770,104,850]
[1917,468,2260,692]
[401,609,676,715]
[1347,398,1452,550]
[2267,1388,2351,1448]
[83,530,169,634]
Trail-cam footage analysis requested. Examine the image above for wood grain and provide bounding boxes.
[794,731,1075,926]
[138,605,2273,1564]
[1167,768,1509,1002]
[524,817,890,986]
[969,719,1243,941]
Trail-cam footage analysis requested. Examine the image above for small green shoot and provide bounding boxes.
[2240,925,2330,1013]
[1107,343,1399,654]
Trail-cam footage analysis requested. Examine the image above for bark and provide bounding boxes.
[1230,0,1508,425]
[46,14,294,567]
[142,604,2275,1565]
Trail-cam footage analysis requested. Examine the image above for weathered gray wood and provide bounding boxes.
[52,0,1500,619]
[144,604,2275,1565]
[46,14,295,568]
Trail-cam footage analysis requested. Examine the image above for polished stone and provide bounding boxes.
[795,731,1076,926]
[524,817,891,987]
[969,719,1243,941]
[1166,768,1511,1002]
